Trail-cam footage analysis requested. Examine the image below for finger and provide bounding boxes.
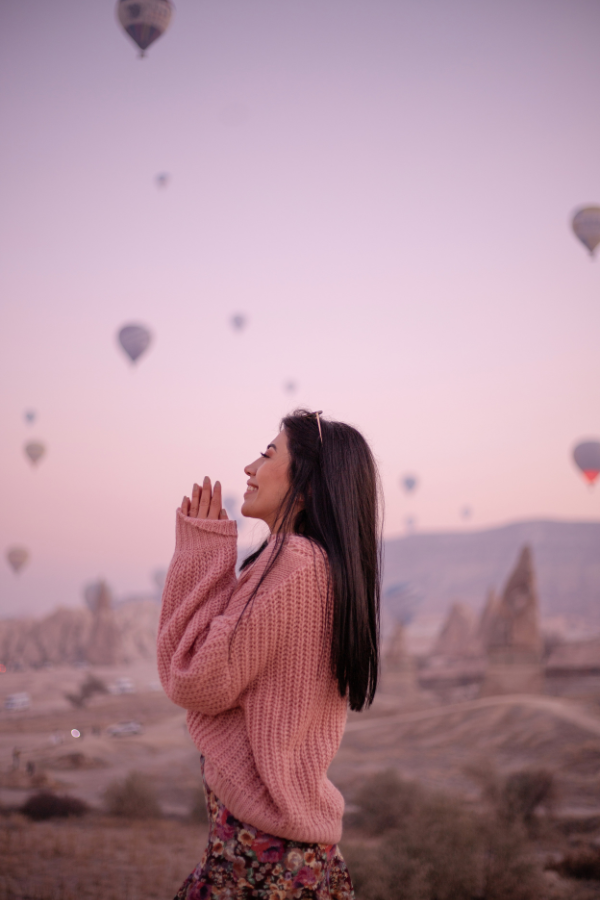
[209,481,223,520]
[219,508,229,520]
[181,496,190,516]
[190,483,201,518]
[198,476,212,518]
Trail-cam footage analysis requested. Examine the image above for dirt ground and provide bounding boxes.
[2,662,600,898]
[0,814,207,900]
[0,662,199,816]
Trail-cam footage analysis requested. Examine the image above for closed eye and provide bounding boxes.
[260,452,269,458]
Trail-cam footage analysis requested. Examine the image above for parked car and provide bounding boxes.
[106,721,143,737]
[5,692,31,711]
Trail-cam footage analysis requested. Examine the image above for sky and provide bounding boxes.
[1,0,600,617]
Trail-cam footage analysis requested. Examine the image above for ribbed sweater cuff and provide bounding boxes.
[175,508,238,552]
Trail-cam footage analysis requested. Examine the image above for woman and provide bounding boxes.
[158,409,382,900]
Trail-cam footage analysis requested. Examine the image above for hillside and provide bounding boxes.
[383,520,600,621]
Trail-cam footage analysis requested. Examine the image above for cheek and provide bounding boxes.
[274,466,291,497]
[258,464,289,499]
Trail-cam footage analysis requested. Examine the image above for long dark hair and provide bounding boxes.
[240,410,382,711]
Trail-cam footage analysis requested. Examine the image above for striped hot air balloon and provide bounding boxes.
[573,440,600,486]
[116,0,174,57]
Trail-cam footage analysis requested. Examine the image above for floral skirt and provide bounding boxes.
[174,760,354,900]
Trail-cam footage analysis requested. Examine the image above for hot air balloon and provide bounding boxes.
[116,0,174,57]
[461,506,472,521]
[573,439,600,486]
[230,314,247,332]
[155,172,170,188]
[6,547,29,573]
[284,381,297,394]
[117,324,152,364]
[24,410,36,424]
[401,474,418,494]
[571,207,600,257]
[24,441,46,466]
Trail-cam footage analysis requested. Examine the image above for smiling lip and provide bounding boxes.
[244,484,258,498]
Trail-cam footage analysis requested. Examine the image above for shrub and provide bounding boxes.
[347,769,424,835]
[65,673,109,709]
[465,762,556,833]
[20,791,88,821]
[552,846,600,881]
[342,769,544,900]
[499,768,556,828]
[104,771,162,819]
[480,819,544,900]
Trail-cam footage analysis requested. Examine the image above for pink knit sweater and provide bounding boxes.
[157,511,348,844]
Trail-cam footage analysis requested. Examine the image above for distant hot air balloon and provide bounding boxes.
[24,441,46,466]
[6,547,29,573]
[155,172,170,188]
[117,324,152,364]
[116,0,174,57]
[230,314,247,332]
[573,439,600,486]
[571,207,600,257]
[401,474,418,494]
[284,381,297,394]
[24,410,36,424]
[461,506,472,521]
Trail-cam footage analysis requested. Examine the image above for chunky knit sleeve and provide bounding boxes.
[157,510,239,709]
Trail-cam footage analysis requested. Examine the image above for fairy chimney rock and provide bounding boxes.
[86,582,122,665]
[487,546,542,664]
[432,602,477,658]
[476,588,500,654]
[385,621,412,672]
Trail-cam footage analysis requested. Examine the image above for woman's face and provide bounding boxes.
[242,430,293,531]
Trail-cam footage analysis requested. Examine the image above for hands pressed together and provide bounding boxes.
[181,477,229,520]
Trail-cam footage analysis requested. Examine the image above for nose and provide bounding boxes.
[244,462,256,477]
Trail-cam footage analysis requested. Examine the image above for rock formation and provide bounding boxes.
[481,545,543,696]
[0,598,159,669]
[432,602,477,659]
[82,581,121,665]
[475,589,500,654]
[382,619,417,698]
[384,621,412,672]
[486,546,543,663]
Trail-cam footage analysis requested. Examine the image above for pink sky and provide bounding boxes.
[1,0,599,616]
